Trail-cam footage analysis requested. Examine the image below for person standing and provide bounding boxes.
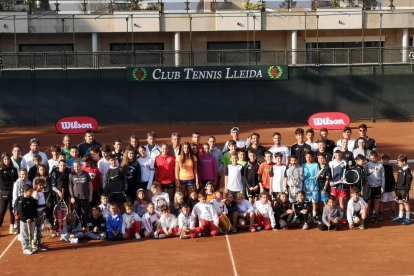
[23,138,48,170]
[168,133,182,158]
[78,130,102,158]
[0,153,19,235]
[155,144,176,206]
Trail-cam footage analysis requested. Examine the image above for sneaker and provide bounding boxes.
[69,238,78,244]
[359,223,365,230]
[392,217,404,222]
[17,234,22,241]
[371,216,378,224]
[154,232,159,239]
[283,227,288,230]
[391,212,397,219]
[250,226,256,233]
[9,228,14,235]
[402,219,411,225]
[256,226,262,231]
[340,218,347,225]
[292,216,298,223]
[302,223,309,230]
[23,249,33,255]
[158,234,166,239]
[180,234,190,239]
[197,233,201,237]
[378,213,383,221]
[31,246,38,253]
[37,244,49,252]
[135,233,141,240]
[232,226,237,233]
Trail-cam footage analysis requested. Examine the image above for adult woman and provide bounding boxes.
[129,135,140,156]
[0,153,19,235]
[175,142,199,198]
[137,146,154,199]
[121,148,141,202]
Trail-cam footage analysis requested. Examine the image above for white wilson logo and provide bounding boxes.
[312,117,345,126]
[60,121,93,129]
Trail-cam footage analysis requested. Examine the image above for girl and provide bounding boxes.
[133,188,149,218]
[316,153,330,208]
[0,153,19,235]
[175,142,199,198]
[129,135,140,156]
[121,148,141,202]
[205,181,216,202]
[235,192,256,232]
[293,191,312,230]
[353,137,371,160]
[138,145,154,199]
[224,192,239,233]
[253,192,276,231]
[210,191,227,216]
[81,156,102,209]
[187,191,199,212]
[32,178,49,251]
[36,164,53,226]
[178,203,201,239]
[191,192,219,236]
[172,192,184,217]
[151,182,170,216]
[11,144,27,172]
[142,202,159,238]
[274,192,294,229]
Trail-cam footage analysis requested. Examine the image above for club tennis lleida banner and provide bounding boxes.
[127,65,288,82]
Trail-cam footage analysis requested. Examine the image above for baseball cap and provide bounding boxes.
[334,149,341,153]
[230,126,240,133]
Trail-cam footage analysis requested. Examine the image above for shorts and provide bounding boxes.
[361,184,370,202]
[396,190,410,203]
[161,182,175,190]
[305,190,319,203]
[369,186,382,200]
[380,192,395,203]
[180,179,196,185]
[272,192,281,201]
[246,186,259,198]
[352,211,362,219]
[227,189,242,198]
[331,189,347,199]
[319,190,328,202]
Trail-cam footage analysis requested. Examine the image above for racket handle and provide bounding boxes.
[62,188,65,196]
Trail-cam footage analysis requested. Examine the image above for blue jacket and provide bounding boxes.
[106,213,123,232]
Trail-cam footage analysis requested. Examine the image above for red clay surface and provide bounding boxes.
[0,122,414,276]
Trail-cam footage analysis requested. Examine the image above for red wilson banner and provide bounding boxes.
[56,116,99,134]
[307,112,350,130]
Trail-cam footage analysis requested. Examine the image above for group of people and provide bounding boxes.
[0,125,412,256]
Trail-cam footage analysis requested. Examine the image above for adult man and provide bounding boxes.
[78,130,102,158]
[268,132,290,165]
[168,132,182,157]
[208,136,223,191]
[222,126,246,153]
[336,127,356,152]
[69,161,92,227]
[319,128,336,155]
[353,124,377,151]
[23,138,48,169]
[144,132,161,161]
[245,133,266,163]
[155,144,176,206]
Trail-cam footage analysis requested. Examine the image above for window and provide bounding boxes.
[207,41,261,64]
[306,41,383,49]
[18,44,74,68]
[109,43,164,65]
[19,44,74,52]
[110,43,164,51]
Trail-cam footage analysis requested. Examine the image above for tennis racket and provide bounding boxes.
[327,206,332,232]
[180,221,190,238]
[218,204,231,234]
[287,167,301,202]
[53,188,68,232]
[256,155,265,164]
[27,223,34,249]
[333,170,360,185]
[41,218,53,239]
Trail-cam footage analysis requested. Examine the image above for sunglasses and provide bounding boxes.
[30,138,39,144]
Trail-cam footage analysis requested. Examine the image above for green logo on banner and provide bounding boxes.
[268,66,283,79]
[132,68,147,81]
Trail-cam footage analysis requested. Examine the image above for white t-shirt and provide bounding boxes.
[138,155,154,182]
[222,140,246,153]
[268,145,290,164]
[237,199,253,216]
[306,142,318,152]
[271,165,287,193]
[224,164,243,192]
[336,139,356,151]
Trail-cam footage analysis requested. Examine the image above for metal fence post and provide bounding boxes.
[284,49,287,65]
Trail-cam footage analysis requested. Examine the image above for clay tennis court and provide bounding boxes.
[0,122,414,276]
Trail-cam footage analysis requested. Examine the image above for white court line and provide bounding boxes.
[225,234,239,276]
[0,235,18,260]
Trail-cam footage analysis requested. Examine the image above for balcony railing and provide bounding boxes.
[0,48,413,70]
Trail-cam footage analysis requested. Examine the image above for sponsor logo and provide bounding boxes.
[55,116,98,134]
[307,112,350,130]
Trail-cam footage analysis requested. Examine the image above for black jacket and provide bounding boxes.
[0,166,18,190]
[87,215,107,232]
[17,196,38,222]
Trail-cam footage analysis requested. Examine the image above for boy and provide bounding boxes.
[28,154,42,182]
[316,140,332,162]
[16,184,37,255]
[82,156,102,209]
[13,168,31,220]
[98,145,115,176]
[302,151,320,220]
[347,187,367,230]
[291,128,311,166]
[221,140,237,166]
[48,145,61,174]
[86,205,107,240]
[222,126,246,153]
[237,150,247,166]
[61,135,72,161]
[208,136,223,191]
[243,149,260,203]
[392,154,413,225]
[103,155,127,205]
[319,195,342,231]
[334,139,355,167]
[122,202,142,240]
[336,127,356,151]
[191,132,203,157]
[90,145,102,167]
[257,151,274,194]
[268,132,290,165]
[378,153,396,220]
[365,151,385,223]
[353,155,369,202]
[305,129,318,152]
[99,194,110,218]
[67,146,82,169]
[319,128,336,155]
[145,132,161,161]
[60,213,83,243]
[224,152,244,195]
[329,150,348,224]
[284,156,302,203]
[293,191,312,230]
[156,205,179,238]
[178,203,200,239]
[253,192,276,231]
[269,152,287,203]
[191,192,219,236]
[112,139,124,164]
[106,202,123,241]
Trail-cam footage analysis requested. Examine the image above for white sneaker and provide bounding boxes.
[135,233,141,240]
[256,226,262,231]
[302,223,309,230]
[180,234,189,239]
[158,234,166,239]
[154,232,159,239]
[69,238,78,244]
[23,249,33,255]
[17,234,22,241]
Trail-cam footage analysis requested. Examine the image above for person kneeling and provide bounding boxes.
[347,187,367,230]
[319,195,341,231]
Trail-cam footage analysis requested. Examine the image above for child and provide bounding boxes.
[151,182,170,215]
[268,132,290,165]
[99,194,110,218]
[270,152,287,203]
[293,191,312,230]
[82,155,102,209]
[237,150,247,166]
[302,151,320,221]
[274,192,294,229]
[67,146,82,169]
[392,154,413,225]
[379,153,396,220]
[221,140,237,166]
[290,128,311,166]
[112,139,124,164]
[86,206,107,240]
[98,145,117,177]
[199,144,217,189]
[253,192,276,231]
[347,187,368,230]
[329,149,348,224]
[32,178,49,251]
[156,205,179,239]
[243,150,259,203]
[284,156,303,203]
[235,192,255,232]
[319,195,342,231]
[103,154,127,205]
[133,188,149,218]
[12,168,31,225]
[178,203,200,239]
[187,191,199,212]
[257,151,274,194]
[224,152,244,195]
[210,191,228,216]
[106,202,123,241]
[122,202,142,240]
[16,184,37,255]
[172,192,184,217]
[316,153,331,207]
[365,151,385,223]
[192,192,219,236]
[142,203,159,238]
[60,213,83,243]
[224,192,238,232]
[28,154,42,182]
[205,181,216,202]
[305,129,318,152]
[48,145,61,174]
